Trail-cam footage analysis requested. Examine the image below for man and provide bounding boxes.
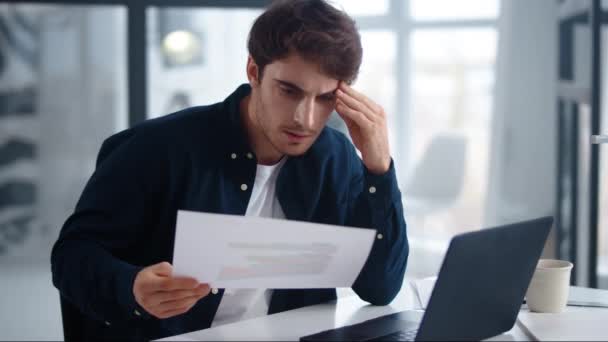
[51,0,408,340]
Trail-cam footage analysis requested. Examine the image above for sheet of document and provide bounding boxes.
[172,210,376,288]
[412,276,437,309]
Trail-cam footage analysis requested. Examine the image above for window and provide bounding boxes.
[330,0,390,16]
[357,30,398,153]
[410,28,497,238]
[333,0,500,279]
[0,4,127,258]
[410,0,499,21]
[2,0,500,275]
[147,7,263,118]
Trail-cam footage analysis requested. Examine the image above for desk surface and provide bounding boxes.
[157,284,608,341]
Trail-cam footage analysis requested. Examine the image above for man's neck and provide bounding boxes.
[240,94,284,165]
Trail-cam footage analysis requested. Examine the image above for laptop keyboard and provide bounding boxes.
[370,329,418,341]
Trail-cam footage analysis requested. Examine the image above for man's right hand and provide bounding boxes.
[133,262,211,319]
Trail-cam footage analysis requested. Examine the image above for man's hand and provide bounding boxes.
[335,82,391,175]
[133,262,211,319]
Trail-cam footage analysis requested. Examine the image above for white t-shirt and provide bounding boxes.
[211,157,286,327]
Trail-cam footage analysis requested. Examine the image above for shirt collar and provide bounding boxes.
[222,83,253,156]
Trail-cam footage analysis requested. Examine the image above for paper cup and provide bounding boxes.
[525,259,573,313]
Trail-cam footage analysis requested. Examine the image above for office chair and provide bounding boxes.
[402,133,467,221]
[59,295,84,342]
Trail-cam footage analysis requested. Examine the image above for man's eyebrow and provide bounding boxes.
[274,78,337,98]
[319,89,337,98]
[274,79,303,92]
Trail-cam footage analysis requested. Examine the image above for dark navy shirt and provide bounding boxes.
[51,84,409,341]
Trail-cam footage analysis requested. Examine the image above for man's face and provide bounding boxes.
[247,53,339,157]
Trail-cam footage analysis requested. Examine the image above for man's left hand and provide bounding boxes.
[335,82,391,175]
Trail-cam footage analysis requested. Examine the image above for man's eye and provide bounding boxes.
[280,87,295,95]
[320,95,335,102]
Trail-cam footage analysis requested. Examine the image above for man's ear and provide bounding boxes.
[246,56,261,87]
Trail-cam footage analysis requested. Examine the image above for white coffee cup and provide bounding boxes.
[525,259,574,313]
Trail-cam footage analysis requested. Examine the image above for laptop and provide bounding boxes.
[300,216,553,341]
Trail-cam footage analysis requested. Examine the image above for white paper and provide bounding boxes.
[172,210,376,288]
[517,308,608,341]
[412,276,437,309]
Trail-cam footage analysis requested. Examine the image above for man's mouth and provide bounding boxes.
[284,130,311,142]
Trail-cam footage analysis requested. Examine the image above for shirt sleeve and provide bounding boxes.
[51,129,160,324]
[346,146,409,305]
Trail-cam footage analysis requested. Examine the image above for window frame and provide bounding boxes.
[9,0,270,126]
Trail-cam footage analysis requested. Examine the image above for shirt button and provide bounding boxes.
[246,152,254,159]
[377,233,383,240]
[134,309,141,317]
[241,184,248,191]
[105,321,111,326]
[230,153,237,159]
[211,288,219,295]
[369,186,377,194]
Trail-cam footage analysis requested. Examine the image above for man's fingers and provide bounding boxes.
[341,115,356,131]
[339,82,379,111]
[156,305,191,319]
[139,276,198,293]
[154,294,202,314]
[149,262,173,277]
[133,263,210,318]
[339,82,382,114]
[150,285,210,307]
[336,100,372,128]
[336,89,375,121]
[156,276,200,292]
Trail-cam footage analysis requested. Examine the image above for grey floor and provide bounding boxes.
[0,259,63,341]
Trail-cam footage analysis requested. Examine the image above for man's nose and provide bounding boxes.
[294,98,315,128]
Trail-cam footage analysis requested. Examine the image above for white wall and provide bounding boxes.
[485,0,558,235]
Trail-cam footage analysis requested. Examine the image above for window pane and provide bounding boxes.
[1,4,127,339]
[406,29,497,278]
[147,7,262,118]
[356,30,397,157]
[330,0,389,16]
[411,0,499,21]
[0,4,127,259]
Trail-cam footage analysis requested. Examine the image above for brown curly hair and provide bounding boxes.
[247,0,363,84]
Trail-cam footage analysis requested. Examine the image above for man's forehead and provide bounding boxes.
[274,78,338,96]
[265,54,339,93]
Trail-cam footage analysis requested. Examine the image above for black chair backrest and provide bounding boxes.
[60,295,84,342]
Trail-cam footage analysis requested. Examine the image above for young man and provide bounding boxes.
[51,0,408,340]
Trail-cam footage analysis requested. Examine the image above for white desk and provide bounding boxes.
[158,284,608,341]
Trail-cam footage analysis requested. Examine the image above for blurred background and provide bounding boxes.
[1,0,607,339]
